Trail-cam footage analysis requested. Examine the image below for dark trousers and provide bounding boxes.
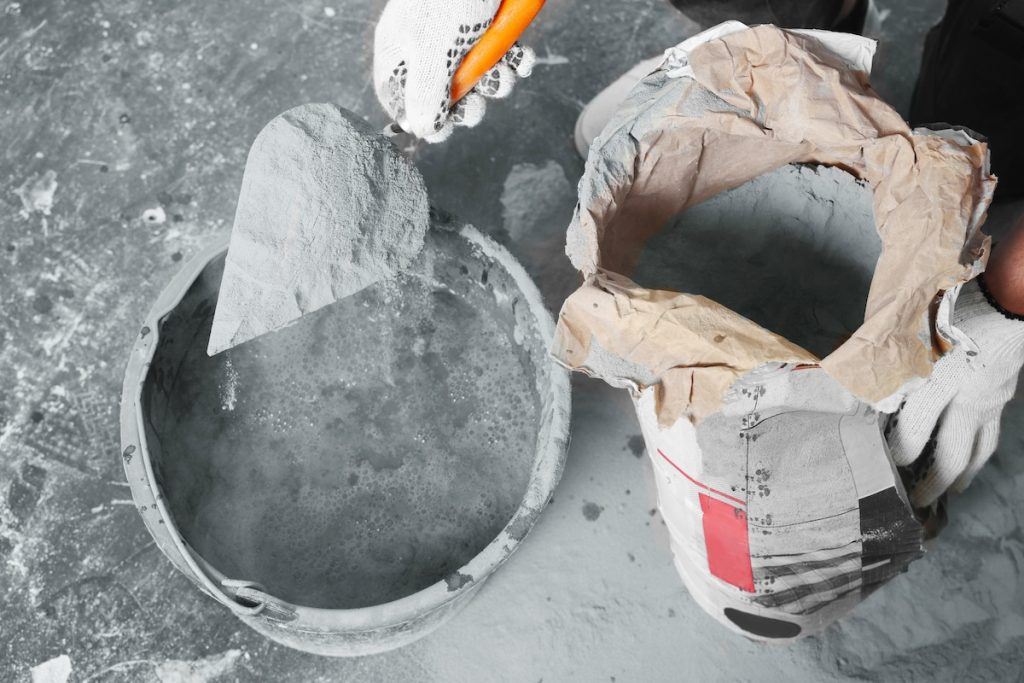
[911,0,1024,199]
[667,0,1024,198]
[666,0,847,29]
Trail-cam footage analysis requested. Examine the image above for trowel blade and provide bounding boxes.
[206,103,430,356]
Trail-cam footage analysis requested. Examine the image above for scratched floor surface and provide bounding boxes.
[3,0,1024,680]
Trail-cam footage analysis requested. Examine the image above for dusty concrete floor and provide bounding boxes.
[3,0,1024,680]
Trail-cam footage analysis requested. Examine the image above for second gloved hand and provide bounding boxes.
[887,278,1024,508]
[374,0,536,142]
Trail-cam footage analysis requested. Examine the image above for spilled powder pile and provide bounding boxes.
[207,103,430,355]
[633,164,880,359]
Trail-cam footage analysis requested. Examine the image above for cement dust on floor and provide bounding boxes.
[3,0,1023,680]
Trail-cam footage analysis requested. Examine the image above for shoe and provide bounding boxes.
[573,55,663,159]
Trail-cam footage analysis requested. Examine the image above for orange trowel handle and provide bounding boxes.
[450,0,546,103]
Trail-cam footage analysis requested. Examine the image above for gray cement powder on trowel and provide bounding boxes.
[634,164,880,359]
[207,103,430,355]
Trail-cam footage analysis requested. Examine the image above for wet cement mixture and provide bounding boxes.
[3,0,1024,680]
[147,239,539,609]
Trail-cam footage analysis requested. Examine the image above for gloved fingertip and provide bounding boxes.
[953,420,1001,492]
[404,110,450,141]
[373,59,409,126]
[910,413,974,507]
[401,59,454,139]
[474,63,516,99]
[910,484,940,509]
[887,423,926,467]
[889,446,917,468]
[515,45,536,78]
[885,387,956,467]
[423,120,455,144]
[452,92,486,128]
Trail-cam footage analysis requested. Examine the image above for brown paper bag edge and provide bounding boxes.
[553,25,996,426]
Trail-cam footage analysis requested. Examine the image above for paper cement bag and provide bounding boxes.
[553,23,996,640]
[640,365,924,640]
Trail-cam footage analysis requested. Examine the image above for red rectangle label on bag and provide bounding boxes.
[700,493,755,593]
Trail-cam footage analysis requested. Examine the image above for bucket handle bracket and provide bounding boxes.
[221,579,298,622]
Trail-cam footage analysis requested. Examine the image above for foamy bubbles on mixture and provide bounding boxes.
[149,244,541,608]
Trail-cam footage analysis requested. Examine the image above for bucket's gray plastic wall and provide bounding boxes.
[236,582,484,657]
[119,215,571,656]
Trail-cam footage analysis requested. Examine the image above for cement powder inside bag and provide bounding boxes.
[633,164,879,359]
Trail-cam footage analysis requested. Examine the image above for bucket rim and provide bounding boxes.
[119,223,572,632]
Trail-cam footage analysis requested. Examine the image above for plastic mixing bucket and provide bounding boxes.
[119,217,571,656]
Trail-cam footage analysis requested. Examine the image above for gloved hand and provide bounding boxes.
[373,0,536,142]
[887,277,1024,508]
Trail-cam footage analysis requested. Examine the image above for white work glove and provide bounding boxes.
[887,278,1024,508]
[373,0,536,142]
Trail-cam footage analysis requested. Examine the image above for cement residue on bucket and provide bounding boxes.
[219,358,239,411]
[142,229,543,609]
